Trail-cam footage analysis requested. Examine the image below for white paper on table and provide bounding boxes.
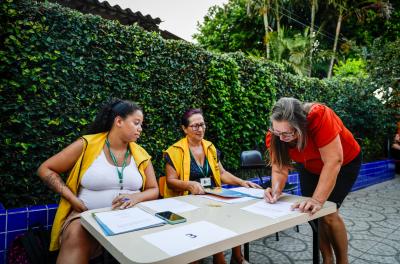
[142,221,237,256]
[139,198,198,213]
[199,194,255,204]
[241,200,298,218]
[93,207,165,235]
[229,187,265,198]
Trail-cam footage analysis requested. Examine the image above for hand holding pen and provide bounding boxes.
[264,182,281,203]
[112,193,135,210]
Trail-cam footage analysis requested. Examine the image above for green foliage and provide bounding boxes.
[367,37,400,111]
[194,0,264,54]
[269,27,314,76]
[0,0,278,208]
[342,2,400,47]
[195,0,397,78]
[333,58,368,78]
[322,78,394,161]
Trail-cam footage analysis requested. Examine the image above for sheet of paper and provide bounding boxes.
[230,187,265,198]
[199,194,255,204]
[139,198,198,213]
[93,207,165,235]
[241,200,298,218]
[142,221,237,256]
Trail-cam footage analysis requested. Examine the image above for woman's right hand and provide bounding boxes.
[264,187,281,203]
[188,181,205,195]
[70,196,88,212]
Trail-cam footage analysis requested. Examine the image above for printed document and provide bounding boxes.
[139,198,198,213]
[241,200,298,218]
[93,207,165,236]
[143,221,237,256]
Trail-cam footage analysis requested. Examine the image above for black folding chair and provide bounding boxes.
[240,150,270,189]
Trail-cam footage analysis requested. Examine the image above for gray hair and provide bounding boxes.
[269,97,308,168]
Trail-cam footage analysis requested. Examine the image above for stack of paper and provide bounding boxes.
[93,207,166,236]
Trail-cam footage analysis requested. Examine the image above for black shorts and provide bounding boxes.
[296,152,362,209]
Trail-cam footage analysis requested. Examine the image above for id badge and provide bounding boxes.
[200,177,211,187]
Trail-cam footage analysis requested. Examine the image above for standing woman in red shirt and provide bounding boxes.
[264,97,361,264]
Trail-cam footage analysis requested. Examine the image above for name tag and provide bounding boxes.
[200,177,211,187]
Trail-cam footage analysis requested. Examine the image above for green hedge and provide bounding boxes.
[0,0,393,208]
[0,0,277,207]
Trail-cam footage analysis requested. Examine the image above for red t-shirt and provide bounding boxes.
[266,104,360,174]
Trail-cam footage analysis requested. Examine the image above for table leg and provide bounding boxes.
[103,250,114,264]
[308,219,320,264]
[244,242,250,261]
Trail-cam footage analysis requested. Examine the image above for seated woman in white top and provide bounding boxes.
[37,99,159,264]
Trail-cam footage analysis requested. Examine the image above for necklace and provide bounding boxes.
[105,138,130,190]
[189,149,209,178]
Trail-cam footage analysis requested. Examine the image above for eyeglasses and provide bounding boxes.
[269,128,296,138]
[189,123,206,131]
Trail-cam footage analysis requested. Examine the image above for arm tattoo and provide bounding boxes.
[43,171,68,196]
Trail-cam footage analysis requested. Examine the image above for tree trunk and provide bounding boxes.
[328,11,342,78]
[274,0,280,34]
[308,0,317,77]
[262,3,270,59]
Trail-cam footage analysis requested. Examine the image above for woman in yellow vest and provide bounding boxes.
[37,99,159,263]
[164,108,261,264]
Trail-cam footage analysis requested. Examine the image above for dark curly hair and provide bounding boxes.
[87,98,142,134]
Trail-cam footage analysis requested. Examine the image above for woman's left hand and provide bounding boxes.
[240,180,262,189]
[112,194,137,210]
[291,198,323,215]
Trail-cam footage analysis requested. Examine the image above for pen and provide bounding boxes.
[207,203,221,207]
[272,182,279,202]
[118,193,131,203]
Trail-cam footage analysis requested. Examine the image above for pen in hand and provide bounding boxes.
[271,182,279,203]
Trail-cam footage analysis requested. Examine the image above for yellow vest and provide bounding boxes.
[163,137,221,198]
[49,132,151,251]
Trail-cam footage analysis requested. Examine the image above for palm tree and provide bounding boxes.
[246,0,274,59]
[308,0,318,76]
[273,0,282,34]
[327,0,348,79]
[327,0,392,78]
[269,27,312,75]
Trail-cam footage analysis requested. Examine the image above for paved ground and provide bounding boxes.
[206,173,400,264]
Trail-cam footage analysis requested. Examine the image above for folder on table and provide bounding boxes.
[93,207,166,236]
[203,187,252,198]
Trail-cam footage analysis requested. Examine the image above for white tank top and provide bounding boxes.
[78,150,143,210]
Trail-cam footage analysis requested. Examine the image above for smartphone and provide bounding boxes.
[155,211,186,225]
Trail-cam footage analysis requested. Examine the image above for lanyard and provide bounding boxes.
[105,138,130,190]
[190,150,209,178]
